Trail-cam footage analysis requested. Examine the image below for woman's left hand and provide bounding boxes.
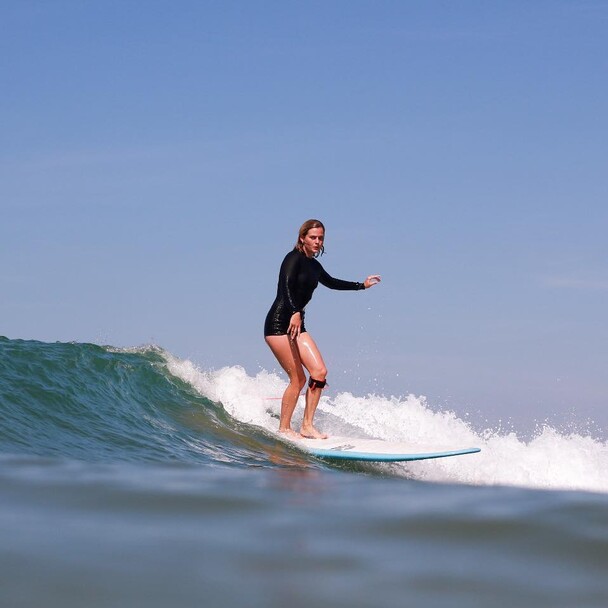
[363,275,381,289]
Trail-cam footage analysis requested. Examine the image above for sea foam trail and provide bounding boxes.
[164,356,608,494]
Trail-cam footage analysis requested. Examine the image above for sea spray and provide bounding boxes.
[163,352,608,493]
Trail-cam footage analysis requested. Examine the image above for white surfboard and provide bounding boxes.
[291,436,481,462]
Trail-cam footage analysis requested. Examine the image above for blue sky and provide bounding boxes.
[2,1,607,430]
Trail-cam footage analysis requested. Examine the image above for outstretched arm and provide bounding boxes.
[318,268,381,291]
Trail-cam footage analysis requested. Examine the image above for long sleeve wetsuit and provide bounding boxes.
[264,249,364,336]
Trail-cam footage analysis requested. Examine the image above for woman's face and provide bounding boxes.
[301,227,325,257]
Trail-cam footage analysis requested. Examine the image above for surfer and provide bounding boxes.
[264,219,381,439]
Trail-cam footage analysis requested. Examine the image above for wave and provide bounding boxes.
[1,337,607,493]
[0,337,278,467]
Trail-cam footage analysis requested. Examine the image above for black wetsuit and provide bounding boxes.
[264,249,364,336]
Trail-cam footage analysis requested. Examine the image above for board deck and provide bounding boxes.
[292,436,481,462]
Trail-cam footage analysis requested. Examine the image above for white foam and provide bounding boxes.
[164,356,608,494]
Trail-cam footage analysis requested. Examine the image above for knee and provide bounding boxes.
[297,375,307,392]
[290,373,306,392]
[308,367,327,391]
[313,366,327,381]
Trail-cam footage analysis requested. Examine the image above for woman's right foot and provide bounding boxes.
[279,428,301,440]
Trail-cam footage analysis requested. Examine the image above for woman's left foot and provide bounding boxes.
[300,426,328,440]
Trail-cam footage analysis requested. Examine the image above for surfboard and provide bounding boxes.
[292,436,481,462]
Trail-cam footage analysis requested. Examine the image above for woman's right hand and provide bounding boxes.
[363,275,382,289]
[288,312,302,341]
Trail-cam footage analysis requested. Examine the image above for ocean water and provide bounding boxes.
[1,336,607,608]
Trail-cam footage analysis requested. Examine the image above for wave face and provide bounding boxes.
[1,336,607,493]
[0,337,278,468]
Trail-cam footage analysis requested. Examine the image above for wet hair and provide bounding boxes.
[295,219,325,257]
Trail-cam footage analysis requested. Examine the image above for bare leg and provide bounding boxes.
[265,335,306,437]
[295,332,328,439]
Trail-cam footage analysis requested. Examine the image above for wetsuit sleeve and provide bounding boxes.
[318,266,365,291]
[280,251,303,314]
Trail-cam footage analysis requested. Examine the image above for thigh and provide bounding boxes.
[295,332,327,377]
[265,335,305,380]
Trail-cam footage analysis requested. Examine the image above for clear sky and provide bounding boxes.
[2,1,607,431]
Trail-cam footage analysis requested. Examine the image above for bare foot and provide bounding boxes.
[300,426,328,440]
[279,428,301,440]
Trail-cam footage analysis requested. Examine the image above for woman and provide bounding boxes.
[264,219,381,439]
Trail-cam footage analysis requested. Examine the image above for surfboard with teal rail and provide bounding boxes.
[294,436,481,462]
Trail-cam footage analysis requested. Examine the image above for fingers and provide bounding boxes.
[289,313,302,340]
[365,275,381,288]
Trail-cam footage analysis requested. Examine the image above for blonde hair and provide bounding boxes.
[295,219,325,257]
